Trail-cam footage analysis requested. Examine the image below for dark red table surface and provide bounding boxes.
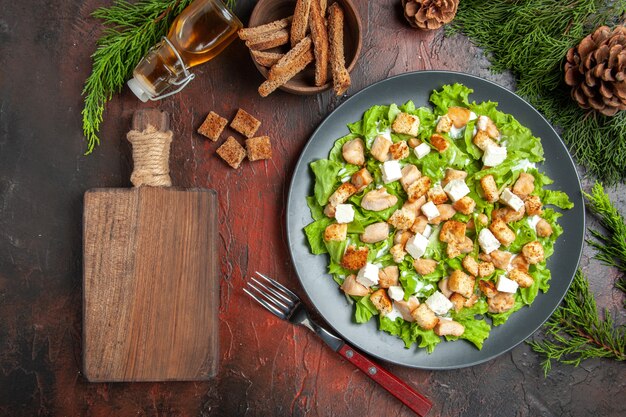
[1,1,625,416]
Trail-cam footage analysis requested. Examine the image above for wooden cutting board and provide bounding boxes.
[82,110,219,382]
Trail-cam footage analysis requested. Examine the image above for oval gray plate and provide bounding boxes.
[286,71,585,369]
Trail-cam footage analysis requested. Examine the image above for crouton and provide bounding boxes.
[197,111,227,141]
[473,130,497,151]
[462,256,479,276]
[238,16,292,41]
[395,297,420,321]
[428,186,449,204]
[411,304,439,330]
[340,245,368,270]
[493,206,525,223]
[400,164,421,191]
[378,265,399,289]
[370,135,392,162]
[388,207,417,230]
[448,107,471,128]
[449,294,466,312]
[259,38,314,97]
[308,0,329,86]
[480,175,499,203]
[340,274,369,296]
[216,136,246,169]
[489,219,516,246]
[402,196,426,217]
[394,230,413,246]
[327,2,351,96]
[342,138,365,166]
[458,237,474,254]
[434,319,465,336]
[510,255,529,272]
[453,196,476,215]
[442,168,468,187]
[361,222,390,244]
[465,294,479,308]
[430,133,449,152]
[438,278,453,298]
[389,140,410,160]
[246,136,272,161]
[324,223,347,242]
[477,261,495,277]
[251,50,285,67]
[414,258,437,275]
[230,108,261,138]
[328,182,358,206]
[439,220,467,244]
[479,280,498,298]
[489,249,513,270]
[525,195,543,215]
[290,0,310,46]
[390,243,406,263]
[487,292,515,313]
[429,204,456,225]
[509,268,534,288]
[407,176,431,202]
[436,114,453,133]
[522,241,544,264]
[410,215,429,235]
[361,188,398,211]
[370,289,393,315]
[448,270,475,298]
[245,28,290,50]
[536,219,553,237]
[446,243,461,259]
[351,167,373,191]
[513,173,535,198]
[392,112,420,136]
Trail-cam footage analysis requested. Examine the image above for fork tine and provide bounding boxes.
[247,281,290,311]
[250,277,292,306]
[243,287,287,319]
[255,272,299,301]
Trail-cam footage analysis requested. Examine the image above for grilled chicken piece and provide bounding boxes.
[414,258,437,275]
[351,168,373,191]
[410,215,429,235]
[378,266,399,288]
[438,278,453,298]
[340,274,369,296]
[361,188,398,211]
[389,243,406,263]
[476,115,500,139]
[395,296,420,322]
[489,249,513,270]
[512,173,535,198]
[342,138,365,166]
[400,164,421,191]
[447,106,471,128]
[394,230,414,246]
[462,256,479,277]
[442,168,468,187]
[509,268,534,288]
[487,292,515,313]
[536,219,553,237]
[371,135,392,162]
[360,222,390,243]
[479,280,498,298]
[429,204,456,225]
[434,319,465,336]
[510,255,529,272]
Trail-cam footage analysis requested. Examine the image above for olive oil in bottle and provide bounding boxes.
[127,0,242,101]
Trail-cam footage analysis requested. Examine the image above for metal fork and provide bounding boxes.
[244,272,433,417]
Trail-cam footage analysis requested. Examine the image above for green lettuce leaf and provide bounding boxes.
[430,83,473,115]
[310,159,342,206]
[304,218,333,255]
[449,299,491,349]
[542,190,574,209]
[379,317,441,352]
[354,295,378,323]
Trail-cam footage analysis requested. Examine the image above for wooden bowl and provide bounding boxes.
[248,0,362,95]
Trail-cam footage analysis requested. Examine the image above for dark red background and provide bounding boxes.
[1,0,625,416]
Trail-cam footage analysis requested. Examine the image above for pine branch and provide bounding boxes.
[81,0,195,154]
[450,0,626,184]
[528,270,626,376]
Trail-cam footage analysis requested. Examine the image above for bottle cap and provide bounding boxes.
[127,77,153,102]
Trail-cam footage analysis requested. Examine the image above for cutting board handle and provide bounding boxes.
[127,109,173,187]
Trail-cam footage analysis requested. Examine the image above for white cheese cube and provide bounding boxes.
[422,224,433,238]
[482,144,507,167]
[334,204,355,224]
[443,179,470,203]
[478,228,501,254]
[387,286,405,302]
[469,111,478,121]
[414,143,431,159]
[425,291,453,315]
[497,275,519,293]
[421,201,440,221]
[385,304,402,321]
[382,160,403,184]
[476,115,489,131]
[500,188,525,212]
[406,233,429,259]
[356,263,380,287]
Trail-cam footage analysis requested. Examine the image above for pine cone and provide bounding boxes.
[564,25,626,117]
[402,0,459,30]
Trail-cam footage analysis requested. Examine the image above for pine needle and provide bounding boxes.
[449,0,626,184]
[81,0,195,154]
[528,270,626,375]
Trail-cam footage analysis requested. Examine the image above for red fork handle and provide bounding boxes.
[338,344,432,416]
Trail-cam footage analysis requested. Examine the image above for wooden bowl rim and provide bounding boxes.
[248,0,362,95]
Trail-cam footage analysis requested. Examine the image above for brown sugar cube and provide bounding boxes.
[216,136,246,169]
[197,111,228,141]
[246,136,272,161]
[230,108,261,138]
